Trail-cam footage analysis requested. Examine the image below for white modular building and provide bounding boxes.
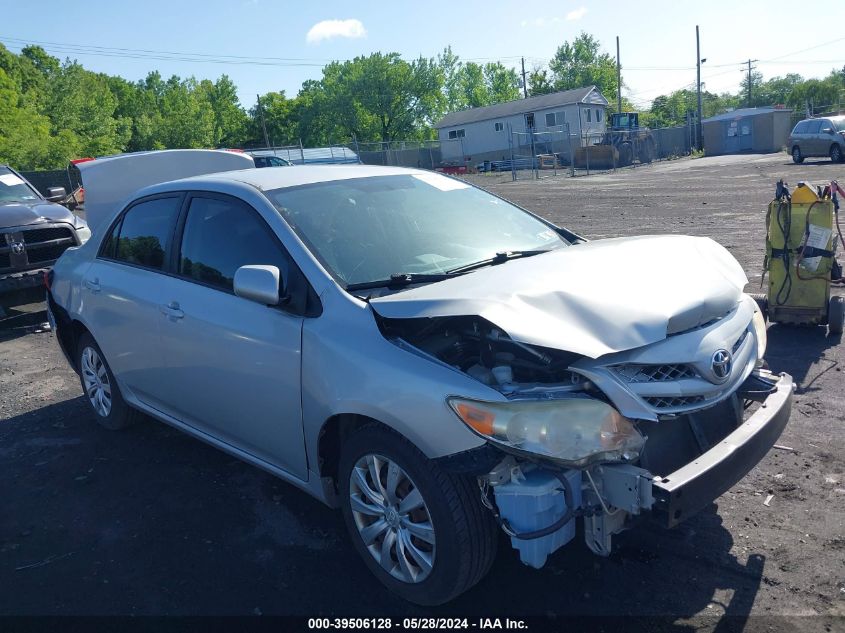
[434,86,609,163]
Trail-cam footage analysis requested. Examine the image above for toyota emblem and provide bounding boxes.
[711,349,732,381]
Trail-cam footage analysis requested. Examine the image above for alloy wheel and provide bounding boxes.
[81,346,112,417]
[349,454,436,584]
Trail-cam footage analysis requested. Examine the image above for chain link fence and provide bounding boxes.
[356,139,470,172]
[502,123,694,181]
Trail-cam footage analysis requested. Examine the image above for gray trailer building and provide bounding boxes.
[702,107,793,155]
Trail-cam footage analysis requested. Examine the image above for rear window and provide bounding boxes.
[792,121,809,134]
[103,196,181,270]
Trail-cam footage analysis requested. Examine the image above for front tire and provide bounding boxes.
[77,333,138,430]
[339,425,497,605]
[792,146,804,164]
[830,144,843,163]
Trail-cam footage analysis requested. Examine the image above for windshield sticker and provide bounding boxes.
[412,173,469,191]
[537,230,556,241]
[0,174,25,187]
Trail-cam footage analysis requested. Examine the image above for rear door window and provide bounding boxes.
[177,195,291,293]
[805,120,822,134]
[102,196,182,271]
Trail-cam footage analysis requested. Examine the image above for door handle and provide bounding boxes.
[84,278,100,293]
[160,302,184,320]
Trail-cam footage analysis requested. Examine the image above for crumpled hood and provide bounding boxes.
[0,201,75,228]
[369,235,748,359]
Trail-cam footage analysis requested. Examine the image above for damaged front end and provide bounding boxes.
[378,302,793,568]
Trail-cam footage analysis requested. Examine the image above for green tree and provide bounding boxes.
[315,52,444,143]
[251,91,300,146]
[198,75,248,147]
[458,62,489,108]
[483,62,520,103]
[548,32,618,98]
[437,46,463,111]
[528,67,554,96]
[47,61,130,157]
[153,75,215,148]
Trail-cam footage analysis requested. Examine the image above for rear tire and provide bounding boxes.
[338,425,497,605]
[792,146,804,164]
[830,144,843,163]
[828,296,844,335]
[76,333,138,430]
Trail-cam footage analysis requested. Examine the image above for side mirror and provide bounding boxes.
[822,127,834,135]
[46,186,66,202]
[233,265,283,306]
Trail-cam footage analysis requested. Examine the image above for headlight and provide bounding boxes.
[751,308,767,361]
[73,218,91,244]
[447,396,644,467]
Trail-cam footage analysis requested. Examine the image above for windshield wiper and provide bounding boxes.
[346,272,463,292]
[446,250,553,274]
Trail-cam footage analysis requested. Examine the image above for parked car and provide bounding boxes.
[47,165,792,605]
[788,115,845,163]
[254,155,293,168]
[0,165,91,296]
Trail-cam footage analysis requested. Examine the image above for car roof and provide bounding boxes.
[168,164,430,192]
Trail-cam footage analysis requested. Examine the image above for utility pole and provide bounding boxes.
[744,59,758,107]
[696,26,703,151]
[616,36,622,114]
[256,94,270,148]
[521,57,528,98]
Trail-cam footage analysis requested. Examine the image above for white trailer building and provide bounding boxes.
[434,86,609,164]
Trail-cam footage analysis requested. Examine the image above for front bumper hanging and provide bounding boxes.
[651,372,793,527]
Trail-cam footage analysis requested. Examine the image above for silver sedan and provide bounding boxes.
[48,165,792,604]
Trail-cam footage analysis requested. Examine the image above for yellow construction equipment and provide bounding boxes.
[573,112,655,170]
[757,180,845,333]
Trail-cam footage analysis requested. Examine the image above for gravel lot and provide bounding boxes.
[1,152,843,628]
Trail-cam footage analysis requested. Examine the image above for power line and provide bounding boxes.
[761,36,845,63]
[1,35,530,70]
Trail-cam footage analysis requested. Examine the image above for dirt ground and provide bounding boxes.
[1,152,844,628]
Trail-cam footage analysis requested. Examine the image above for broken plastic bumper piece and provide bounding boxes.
[651,372,793,528]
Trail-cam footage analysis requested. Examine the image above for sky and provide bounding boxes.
[3,0,844,111]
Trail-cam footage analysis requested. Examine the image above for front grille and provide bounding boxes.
[644,395,706,409]
[614,363,697,383]
[26,242,72,265]
[23,227,73,243]
[732,330,749,354]
[1,224,76,273]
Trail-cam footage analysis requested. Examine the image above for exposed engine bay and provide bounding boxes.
[378,314,593,398]
[377,310,790,568]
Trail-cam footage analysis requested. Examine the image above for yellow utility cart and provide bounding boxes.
[757,180,845,334]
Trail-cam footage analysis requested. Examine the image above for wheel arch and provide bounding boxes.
[317,413,410,497]
[69,320,92,369]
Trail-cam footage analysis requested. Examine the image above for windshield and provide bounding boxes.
[266,173,568,286]
[0,167,40,204]
[831,117,845,132]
